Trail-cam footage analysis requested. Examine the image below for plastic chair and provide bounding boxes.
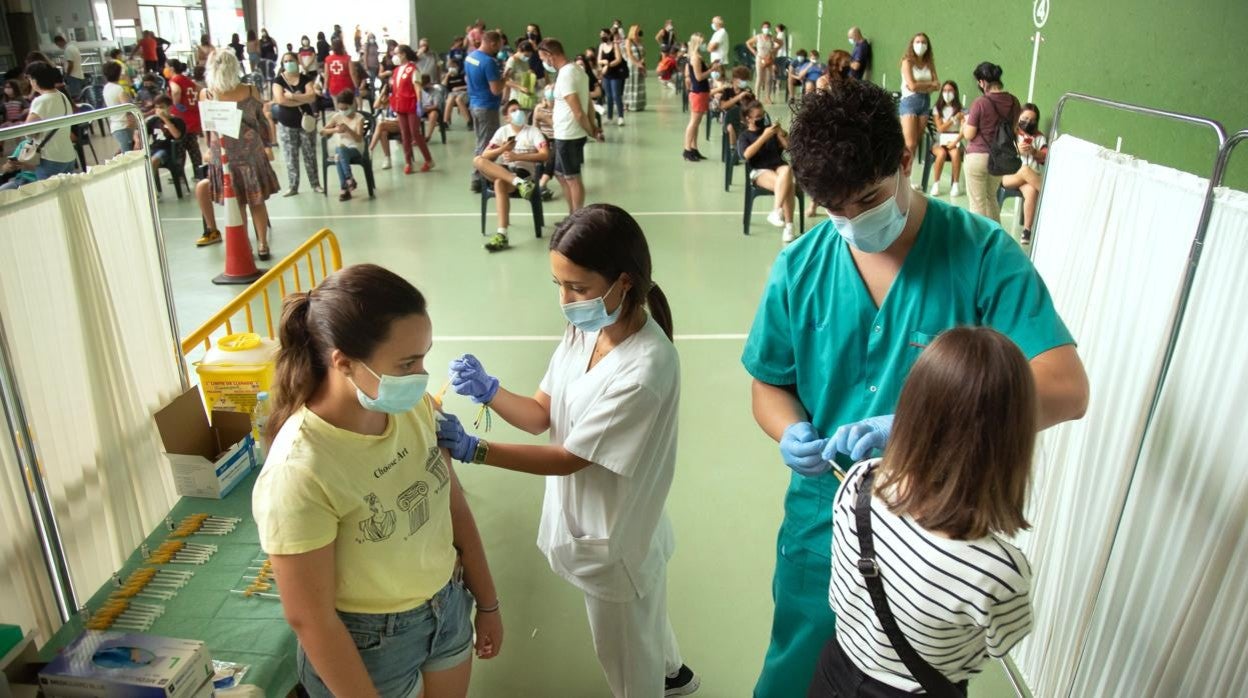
[743,162,805,235]
[481,163,545,238]
[919,119,939,191]
[152,136,188,198]
[733,45,755,70]
[71,104,99,170]
[320,111,377,198]
[997,185,1025,225]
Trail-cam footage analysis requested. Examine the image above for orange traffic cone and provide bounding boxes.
[212,152,266,285]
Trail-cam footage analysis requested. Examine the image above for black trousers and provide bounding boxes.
[807,638,969,697]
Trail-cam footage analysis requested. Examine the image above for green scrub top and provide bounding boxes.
[742,197,1074,558]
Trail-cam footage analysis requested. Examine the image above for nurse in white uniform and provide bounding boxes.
[436,204,700,698]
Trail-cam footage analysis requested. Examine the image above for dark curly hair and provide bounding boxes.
[787,80,905,210]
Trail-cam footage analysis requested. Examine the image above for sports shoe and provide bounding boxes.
[282,188,298,197]
[484,233,510,252]
[420,161,433,173]
[1021,228,1032,245]
[404,163,413,175]
[950,182,961,197]
[617,117,625,126]
[665,665,700,696]
[767,208,785,228]
[381,156,392,170]
[312,185,324,194]
[195,229,222,247]
[782,226,796,244]
[929,181,940,196]
[338,190,352,201]
[516,179,536,200]
[540,186,554,201]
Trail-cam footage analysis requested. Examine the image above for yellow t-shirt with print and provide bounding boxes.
[253,395,456,614]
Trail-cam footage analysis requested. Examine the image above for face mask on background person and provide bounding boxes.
[829,171,912,253]
[509,109,526,127]
[561,281,623,333]
[544,87,555,101]
[942,90,955,102]
[913,42,927,56]
[284,61,298,73]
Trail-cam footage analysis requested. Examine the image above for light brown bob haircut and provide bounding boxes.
[877,326,1036,540]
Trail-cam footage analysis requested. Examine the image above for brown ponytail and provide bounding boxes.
[265,264,428,443]
[549,203,676,341]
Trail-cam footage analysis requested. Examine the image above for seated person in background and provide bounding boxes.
[419,75,442,142]
[929,80,964,197]
[136,75,161,116]
[447,36,468,67]
[2,79,28,127]
[472,99,548,253]
[816,50,851,90]
[711,66,754,151]
[786,49,809,100]
[801,50,824,93]
[531,84,557,199]
[441,59,470,127]
[369,87,399,170]
[319,89,365,201]
[738,100,798,244]
[1000,102,1047,244]
[146,95,185,177]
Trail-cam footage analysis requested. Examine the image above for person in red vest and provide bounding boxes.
[390,44,433,174]
[324,39,357,104]
[167,59,203,176]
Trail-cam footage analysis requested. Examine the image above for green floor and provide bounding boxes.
[154,80,1020,697]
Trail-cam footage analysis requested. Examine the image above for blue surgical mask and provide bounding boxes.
[829,171,912,253]
[543,61,556,73]
[509,109,527,126]
[710,71,721,81]
[350,363,428,414]
[561,280,622,332]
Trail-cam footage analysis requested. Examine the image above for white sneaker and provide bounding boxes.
[782,226,796,244]
[767,208,785,228]
[382,156,392,170]
[950,182,961,197]
[617,117,625,126]
[929,181,940,196]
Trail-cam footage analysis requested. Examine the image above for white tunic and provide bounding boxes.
[537,317,679,602]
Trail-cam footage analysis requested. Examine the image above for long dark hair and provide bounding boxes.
[268,264,428,441]
[549,204,674,341]
[878,327,1036,539]
[935,80,962,114]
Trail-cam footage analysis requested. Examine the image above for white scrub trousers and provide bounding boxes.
[582,564,683,697]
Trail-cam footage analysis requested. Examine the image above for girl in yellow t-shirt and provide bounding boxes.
[253,264,501,698]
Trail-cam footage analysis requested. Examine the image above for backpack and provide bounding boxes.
[987,97,1022,176]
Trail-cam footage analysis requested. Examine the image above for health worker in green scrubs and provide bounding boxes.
[742,81,1090,697]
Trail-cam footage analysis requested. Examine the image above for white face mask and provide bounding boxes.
[829,171,912,253]
[913,42,927,56]
[849,38,856,47]
[942,91,955,102]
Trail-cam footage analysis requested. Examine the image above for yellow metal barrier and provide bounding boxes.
[180,229,343,356]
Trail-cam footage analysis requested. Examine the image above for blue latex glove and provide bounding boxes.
[824,414,895,462]
[780,422,831,476]
[449,354,500,404]
[436,413,479,463]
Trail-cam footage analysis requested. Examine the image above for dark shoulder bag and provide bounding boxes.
[986,98,1022,176]
[856,467,966,697]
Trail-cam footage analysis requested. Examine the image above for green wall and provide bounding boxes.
[750,0,1248,185]
[414,2,748,65]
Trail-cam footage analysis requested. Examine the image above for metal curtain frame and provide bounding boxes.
[0,103,189,623]
[1022,93,1228,698]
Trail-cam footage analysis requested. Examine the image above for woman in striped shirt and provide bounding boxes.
[812,326,1036,696]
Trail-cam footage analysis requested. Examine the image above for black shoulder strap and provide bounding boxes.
[856,467,962,697]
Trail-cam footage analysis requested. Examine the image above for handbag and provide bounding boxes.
[301,112,317,132]
[17,93,70,164]
[855,466,965,698]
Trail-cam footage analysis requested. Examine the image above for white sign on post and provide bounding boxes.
[200,100,242,139]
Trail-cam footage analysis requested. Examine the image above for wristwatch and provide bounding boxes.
[472,439,490,464]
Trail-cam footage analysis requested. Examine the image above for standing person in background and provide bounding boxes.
[847,26,871,80]
[106,49,136,96]
[363,33,381,87]
[708,16,729,66]
[747,21,777,104]
[506,42,538,112]
[465,32,503,192]
[624,25,647,113]
[1001,103,1048,244]
[773,24,789,100]
[324,39,357,103]
[315,32,331,68]
[196,34,215,68]
[538,39,601,214]
[168,60,204,176]
[271,52,323,197]
[0,62,75,191]
[899,32,939,167]
[437,204,700,698]
[415,38,440,83]
[597,29,627,127]
[102,61,138,153]
[331,24,343,44]
[961,61,1020,223]
[259,29,278,76]
[229,34,245,63]
[682,33,714,162]
[245,30,260,72]
[391,45,435,175]
[297,37,317,74]
[353,25,363,55]
[53,35,84,97]
[524,25,547,84]
[467,20,485,51]
[656,20,678,58]
[929,81,964,197]
[448,37,468,68]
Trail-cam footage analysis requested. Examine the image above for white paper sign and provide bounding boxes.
[200,100,242,139]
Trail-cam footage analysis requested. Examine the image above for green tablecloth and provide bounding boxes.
[40,469,297,696]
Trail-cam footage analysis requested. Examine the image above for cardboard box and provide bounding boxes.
[39,632,213,698]
[155,387,256,499]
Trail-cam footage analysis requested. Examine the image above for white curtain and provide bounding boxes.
[1067,186,1248,697]
[1012,136,1210,697]
[0,152,183,639]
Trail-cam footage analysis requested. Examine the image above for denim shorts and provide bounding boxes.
[113,128,135,153]
[297,579,474,698]
[899,92,931,117]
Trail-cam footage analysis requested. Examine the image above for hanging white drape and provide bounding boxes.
[0,152,183,639]
[1011,136,1210,697]
[1067,186,1248,697]
[0,412,60,642]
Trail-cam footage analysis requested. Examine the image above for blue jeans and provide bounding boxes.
[603,77,626,119]
[64,75,85,99]
[113,128,135,152]
[335,146,362,188]
[297,580,474,698]
[36,158,77,180]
